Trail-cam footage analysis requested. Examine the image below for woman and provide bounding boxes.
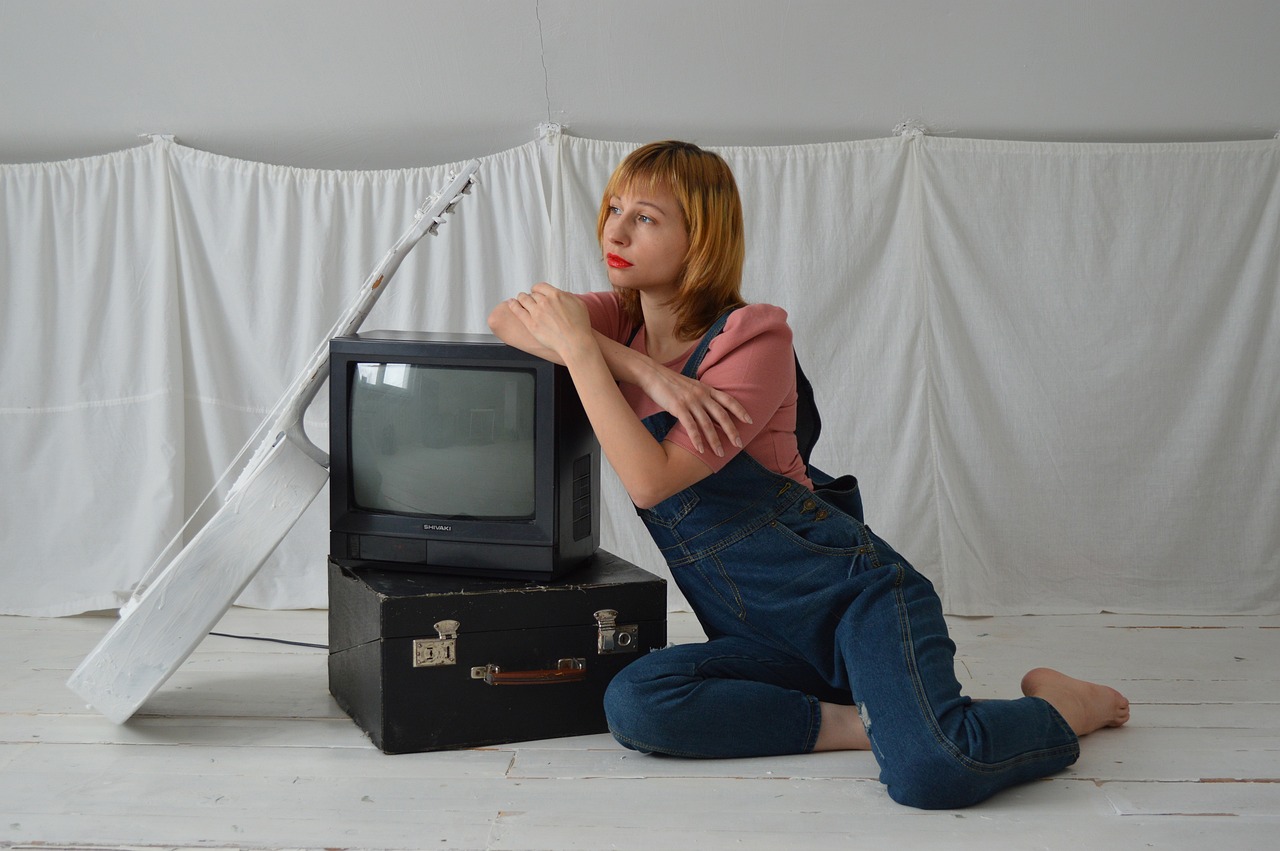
[488,140,1128,809]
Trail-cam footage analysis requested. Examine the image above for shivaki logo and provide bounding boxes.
[423,523,453,532]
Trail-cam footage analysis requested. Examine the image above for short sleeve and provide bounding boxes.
[577,291,633,344]
[662,305,806,481]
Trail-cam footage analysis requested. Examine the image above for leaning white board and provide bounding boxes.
[67,162,481,723]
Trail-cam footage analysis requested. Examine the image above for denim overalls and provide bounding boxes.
[602,310,1081,809]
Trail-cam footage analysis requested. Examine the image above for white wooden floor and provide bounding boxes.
[2,607,1276,850]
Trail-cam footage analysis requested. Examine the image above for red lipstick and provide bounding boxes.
[606,253,633,269]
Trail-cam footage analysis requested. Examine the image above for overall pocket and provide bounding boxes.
[638,488,701,529]
[767,494,876,562]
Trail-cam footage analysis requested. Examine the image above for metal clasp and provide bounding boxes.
[412,619,460,667]
[594,609,638,654]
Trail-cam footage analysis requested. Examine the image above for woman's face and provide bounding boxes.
[601,184,689,298]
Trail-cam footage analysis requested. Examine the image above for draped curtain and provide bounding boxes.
[3,128,1276,617]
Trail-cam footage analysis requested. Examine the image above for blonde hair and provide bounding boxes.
[596,141,746,340]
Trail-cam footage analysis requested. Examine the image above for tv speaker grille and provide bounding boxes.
[571,454,592,540]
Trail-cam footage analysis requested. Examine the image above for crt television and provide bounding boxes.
[328,330,600,581]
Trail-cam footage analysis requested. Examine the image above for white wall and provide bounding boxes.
[3,0,1277,168]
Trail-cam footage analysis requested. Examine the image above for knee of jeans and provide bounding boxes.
[603,669,640,735]
[602,655,681,752]
[879,749,989,810]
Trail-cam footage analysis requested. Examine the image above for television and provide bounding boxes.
[328,330,600,581]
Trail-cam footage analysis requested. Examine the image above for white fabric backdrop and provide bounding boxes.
[3,129,1277,617]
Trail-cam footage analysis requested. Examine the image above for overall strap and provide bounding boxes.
[684,309,823,468]
[631,308,739,447]
[623,308,741,378]
[640,307,821,463]
[679,310,827,465]
[793,352,822,467]
[680,308,740,379]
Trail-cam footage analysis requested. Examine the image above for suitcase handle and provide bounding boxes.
[470,658,586,686]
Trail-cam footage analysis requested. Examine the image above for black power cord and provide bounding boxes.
[209,631,327,650]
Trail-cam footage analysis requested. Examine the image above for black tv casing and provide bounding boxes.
[328,330,600,581]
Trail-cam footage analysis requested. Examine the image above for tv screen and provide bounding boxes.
[329,331,600,581]
[350,363,537,519]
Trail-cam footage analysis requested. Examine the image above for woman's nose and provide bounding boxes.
[605,218,628,245]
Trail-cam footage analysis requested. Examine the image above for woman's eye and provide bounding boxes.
[609,205,622,215]
[638,214,654,224]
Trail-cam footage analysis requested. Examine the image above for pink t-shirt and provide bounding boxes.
[579,291,813,489]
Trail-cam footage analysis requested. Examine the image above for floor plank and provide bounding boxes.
[1,608,1277,850]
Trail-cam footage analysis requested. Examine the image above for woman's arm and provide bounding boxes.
[495,284,715,509]
[489,291,750,457]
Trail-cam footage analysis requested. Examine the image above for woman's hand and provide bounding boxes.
[504,283,595,361]
[638,362,752,458]
[501,282,751,458]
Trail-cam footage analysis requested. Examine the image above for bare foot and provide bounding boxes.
[1021,667,1130,736]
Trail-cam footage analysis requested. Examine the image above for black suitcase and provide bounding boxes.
[327,550,667,753]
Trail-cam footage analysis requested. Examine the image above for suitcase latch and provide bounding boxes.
[594,609,638,654]
[412,619,460,667]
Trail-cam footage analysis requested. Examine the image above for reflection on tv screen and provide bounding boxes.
[350,363,536,519]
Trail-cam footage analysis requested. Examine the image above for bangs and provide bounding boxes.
[603,157,682,213]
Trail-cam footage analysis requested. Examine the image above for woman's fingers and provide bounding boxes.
[686,403,721,457]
